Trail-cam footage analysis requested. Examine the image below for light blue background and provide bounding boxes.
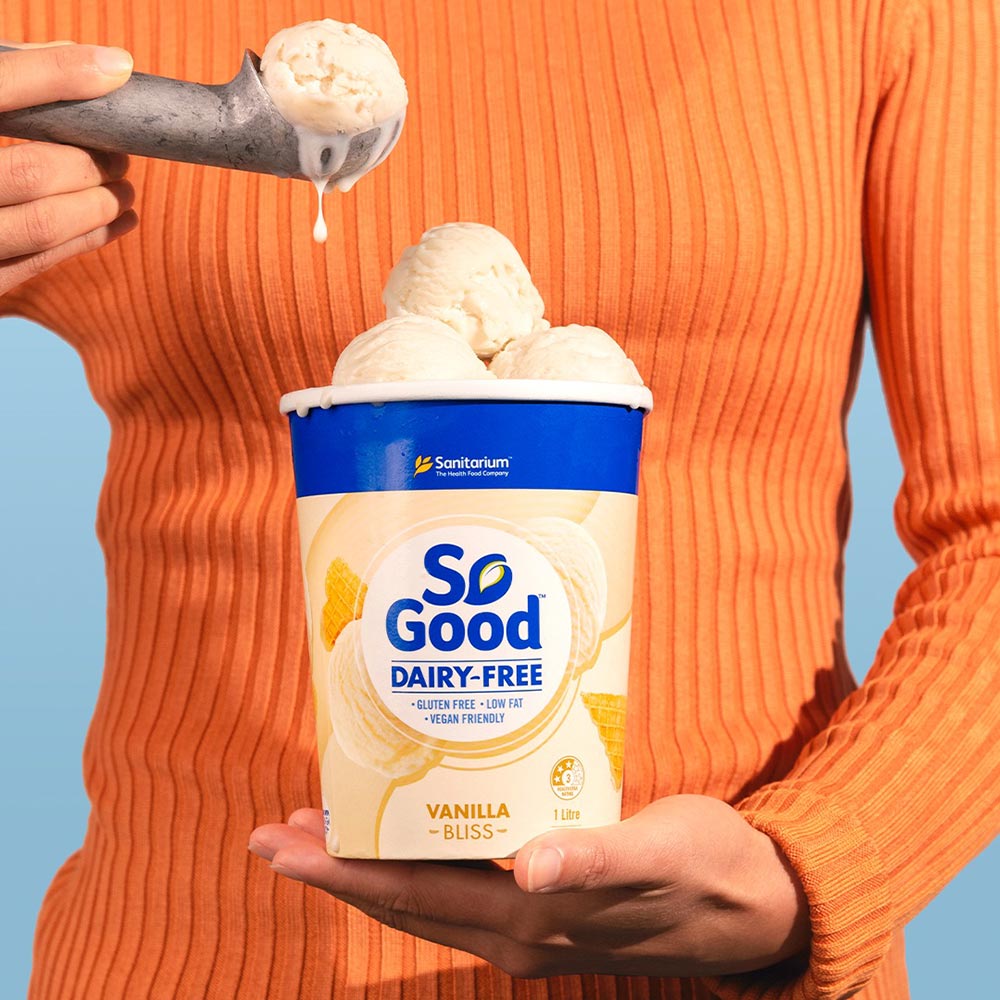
[0,318,996,998]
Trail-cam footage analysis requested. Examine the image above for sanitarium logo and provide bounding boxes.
[413,453,512,479]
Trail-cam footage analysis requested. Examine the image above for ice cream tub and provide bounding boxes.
[280,379,653,859]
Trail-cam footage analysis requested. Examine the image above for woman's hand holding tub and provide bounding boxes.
[249,795,811,980]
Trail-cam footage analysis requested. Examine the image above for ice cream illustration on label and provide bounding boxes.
[517,518,607,678]
[328,620,441,778]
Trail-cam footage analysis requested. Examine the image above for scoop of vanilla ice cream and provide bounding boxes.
[328,622,440,779]
[520,517,608,677]
[489,324,644,385]
[332,315,493,385]
[383,223,549,358]
[260,20,407,133]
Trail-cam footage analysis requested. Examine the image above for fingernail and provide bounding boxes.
[270,863,302,881]
[248,842,268,860]
[94,46,133,76]
[526,847,562,892]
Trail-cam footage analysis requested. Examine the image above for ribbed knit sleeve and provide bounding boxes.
[706,2,1000,998]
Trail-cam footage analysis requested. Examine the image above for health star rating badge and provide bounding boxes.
[549,755,584,799]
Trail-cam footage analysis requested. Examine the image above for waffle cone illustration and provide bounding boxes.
[581,692,627,790]
[322,557,367,650]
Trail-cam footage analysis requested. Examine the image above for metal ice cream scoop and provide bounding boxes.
[0,47,401,184]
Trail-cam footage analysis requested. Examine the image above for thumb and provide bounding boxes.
[514,800,676,894]
[0,43,134,113]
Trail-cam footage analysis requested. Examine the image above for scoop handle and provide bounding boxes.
[0,47,302,177]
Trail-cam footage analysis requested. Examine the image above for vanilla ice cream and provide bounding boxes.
[261,20,407,133]
[383,223,549,358]
[260,19,408,241]
[522,517,608,676]
[328,621,441,779]
[489,324,644,385]
[332,316,493,385]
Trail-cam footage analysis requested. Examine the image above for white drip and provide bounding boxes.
[332,109,406,194]
[292,110,407,243]
[294,128,351,244]
[311,178,329,243]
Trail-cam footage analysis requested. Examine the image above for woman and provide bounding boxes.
[2,2,996,998]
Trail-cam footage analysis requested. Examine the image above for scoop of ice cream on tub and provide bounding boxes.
[382,222,549,358]
[331,315,494,385]
[334,221,644,385]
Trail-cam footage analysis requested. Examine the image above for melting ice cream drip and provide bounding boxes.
[295,109,406,243]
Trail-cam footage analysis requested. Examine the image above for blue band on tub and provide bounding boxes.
[287,399,647,497]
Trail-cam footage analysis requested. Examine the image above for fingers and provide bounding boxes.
[0,40,76,48]
[249,818,520,935]
[245,814,623,978]
[287,807,325,838]
[0,43,133,111]
[0,41,137,296]
[514,827,623,894]
[0,178,134,259]
[281,810,503,872]
[0,208,137,293]
[0,142,129,207]
[0,141,135,295]
[248,821,321,863]
[247,819,575,978]
[514,799,685,894]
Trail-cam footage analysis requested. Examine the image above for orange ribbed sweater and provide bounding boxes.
[3,1,998,998]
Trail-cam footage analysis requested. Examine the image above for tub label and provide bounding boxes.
[361,525,572,744]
